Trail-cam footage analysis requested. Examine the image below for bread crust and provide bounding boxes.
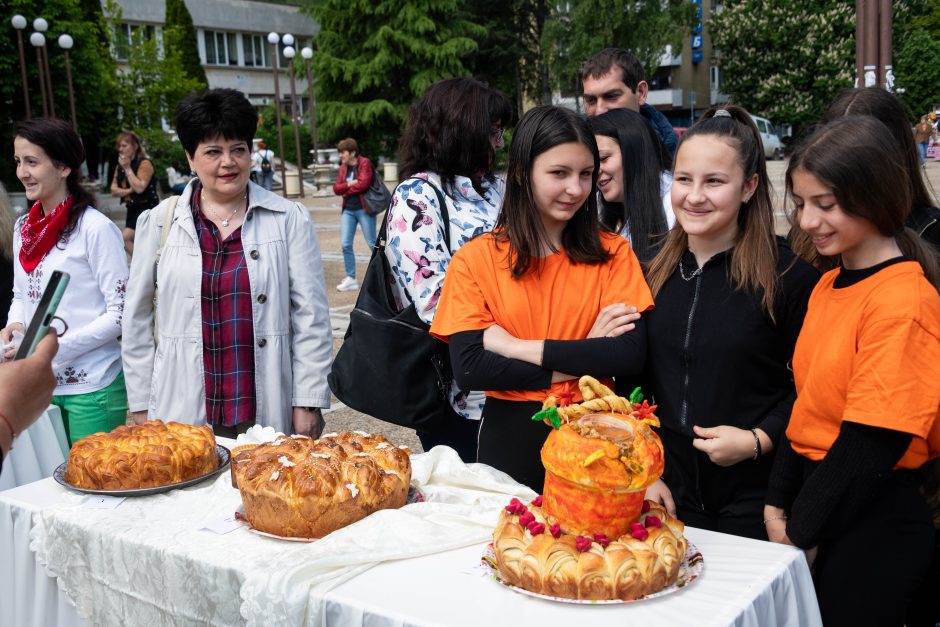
[493,500,687,601]
[232,431,412,538]
[64,421,219,490]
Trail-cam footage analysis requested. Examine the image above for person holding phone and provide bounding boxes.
[0,332,59,474]
[3,118,129,445]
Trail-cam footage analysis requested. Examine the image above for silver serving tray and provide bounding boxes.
[53,444,231,497]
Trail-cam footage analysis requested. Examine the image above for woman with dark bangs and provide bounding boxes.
[430,106,651,490]
[384,77,512,462]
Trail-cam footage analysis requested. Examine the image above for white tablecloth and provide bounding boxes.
[1,443,821,627]
[0,406,67,492]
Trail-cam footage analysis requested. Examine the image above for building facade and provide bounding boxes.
[107,0,317,108]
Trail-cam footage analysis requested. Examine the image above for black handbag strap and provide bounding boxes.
[376,176,451,252]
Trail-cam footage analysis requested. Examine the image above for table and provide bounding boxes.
[0,406,67,491]
[1,446,821,627]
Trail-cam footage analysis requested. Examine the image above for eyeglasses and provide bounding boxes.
[490,127,504,142]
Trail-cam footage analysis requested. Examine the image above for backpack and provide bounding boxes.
[363,168,393,216]
[260,151,272,173]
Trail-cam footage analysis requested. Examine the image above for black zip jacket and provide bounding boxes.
[641,238,819,517]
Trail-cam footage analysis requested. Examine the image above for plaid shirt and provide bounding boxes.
[192,187,256,427]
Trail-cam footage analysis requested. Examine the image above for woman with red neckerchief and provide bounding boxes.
[2,118,129,445]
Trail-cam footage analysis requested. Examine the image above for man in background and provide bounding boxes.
[582,48,678,156]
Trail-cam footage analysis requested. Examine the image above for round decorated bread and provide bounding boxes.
[65,420,219,490]
[493,496,687,601]
[232,431,411,538]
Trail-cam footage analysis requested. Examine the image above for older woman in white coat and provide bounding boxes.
[122,88,332,438]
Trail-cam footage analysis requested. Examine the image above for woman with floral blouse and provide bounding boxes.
[384,77,512,462]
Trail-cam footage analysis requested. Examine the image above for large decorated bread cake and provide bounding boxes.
[492,377,688,601]
[232,431,411,538]
[65,421,219,490]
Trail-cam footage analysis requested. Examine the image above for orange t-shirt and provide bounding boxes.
[430,231,654,403]
[786,262,940,469]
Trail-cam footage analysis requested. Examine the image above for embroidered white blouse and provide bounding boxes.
[8,207,128,395]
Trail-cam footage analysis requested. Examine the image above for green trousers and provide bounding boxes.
[53,372,129,445]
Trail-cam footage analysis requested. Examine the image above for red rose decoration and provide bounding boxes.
[593,533,610,548]
[645,515,662,528]
[641,499,651,514]
[505,498,527,516]
[575,535,593,552]
[527,521,546,536]
[531,495,543,507]
[630,522,649,541]
[518,511,536,527]
[550,523,562,538]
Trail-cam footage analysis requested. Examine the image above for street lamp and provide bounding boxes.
[266,32,287,190]
[33,18,55,118]
[301,45,318,165]
[11,15,31,118]
[29,31,49,117]
[58,34,77,132]
[283,45,304,198]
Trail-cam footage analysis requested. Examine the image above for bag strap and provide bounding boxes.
[156,195,179,263]
[376,176,450,252]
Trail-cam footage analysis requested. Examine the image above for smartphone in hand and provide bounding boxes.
[14,270,70,360]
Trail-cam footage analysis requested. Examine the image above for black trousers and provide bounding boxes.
[416,408,481,464]
[476,398,549,492]
[812,472,934,627]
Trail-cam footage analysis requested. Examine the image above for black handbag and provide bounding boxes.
[328,179,454,433]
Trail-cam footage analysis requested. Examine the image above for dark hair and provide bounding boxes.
[398,77,512,196]
[646,105,781,319]
[14,117,95,244]
[589,108,670,263]
[821,88,934,213]
[175,88,257,156]
[496,105,610,278]
[581,48,645,91]
[786,116,940,289]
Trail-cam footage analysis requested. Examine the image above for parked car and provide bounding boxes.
[750,115,785,160]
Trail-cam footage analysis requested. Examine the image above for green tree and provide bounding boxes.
[709,1,856,128]
[164,0,208,89]
[894,1,940,118]
[542,0,696,105]
[304,0,483,158]
[0,0,118,189]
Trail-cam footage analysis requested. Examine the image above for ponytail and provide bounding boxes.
[897,228,940,291]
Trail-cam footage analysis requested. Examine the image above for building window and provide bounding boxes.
[243,34,269,68]
[114,23,156,61]
[204,30,238,66]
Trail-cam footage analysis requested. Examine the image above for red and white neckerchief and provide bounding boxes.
[19,196,73,274]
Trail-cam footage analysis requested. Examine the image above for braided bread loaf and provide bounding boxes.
[232,431,411,538]
[64,421,219,490]
[493,498,687,601]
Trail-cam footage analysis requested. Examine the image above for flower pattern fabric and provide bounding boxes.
[384,173,504,420]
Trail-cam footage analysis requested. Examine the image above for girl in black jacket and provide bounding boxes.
[640,106,820,540]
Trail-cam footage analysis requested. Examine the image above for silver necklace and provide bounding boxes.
[678,259,703,281]
[201,191,246,227]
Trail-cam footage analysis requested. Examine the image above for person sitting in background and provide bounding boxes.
[110,130,160,256]
[332,138,376,293]
[0,332,59,475]
[166,165,192,195]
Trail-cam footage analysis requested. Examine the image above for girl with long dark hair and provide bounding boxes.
[430,106,651,490]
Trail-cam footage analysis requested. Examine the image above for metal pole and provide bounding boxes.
[855,0,865,87]
[64,50,77,132]
[15,30,31,118]
[287,60,304,198]
[305,63,318,165]
[269,41,287,191]
[863,0,878,87]
[34,45,48,117]
[878,0,892,89]
[41,45,55,118]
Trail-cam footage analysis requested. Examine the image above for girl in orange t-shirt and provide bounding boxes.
[430,106,652,490]
[766,116,940,627]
